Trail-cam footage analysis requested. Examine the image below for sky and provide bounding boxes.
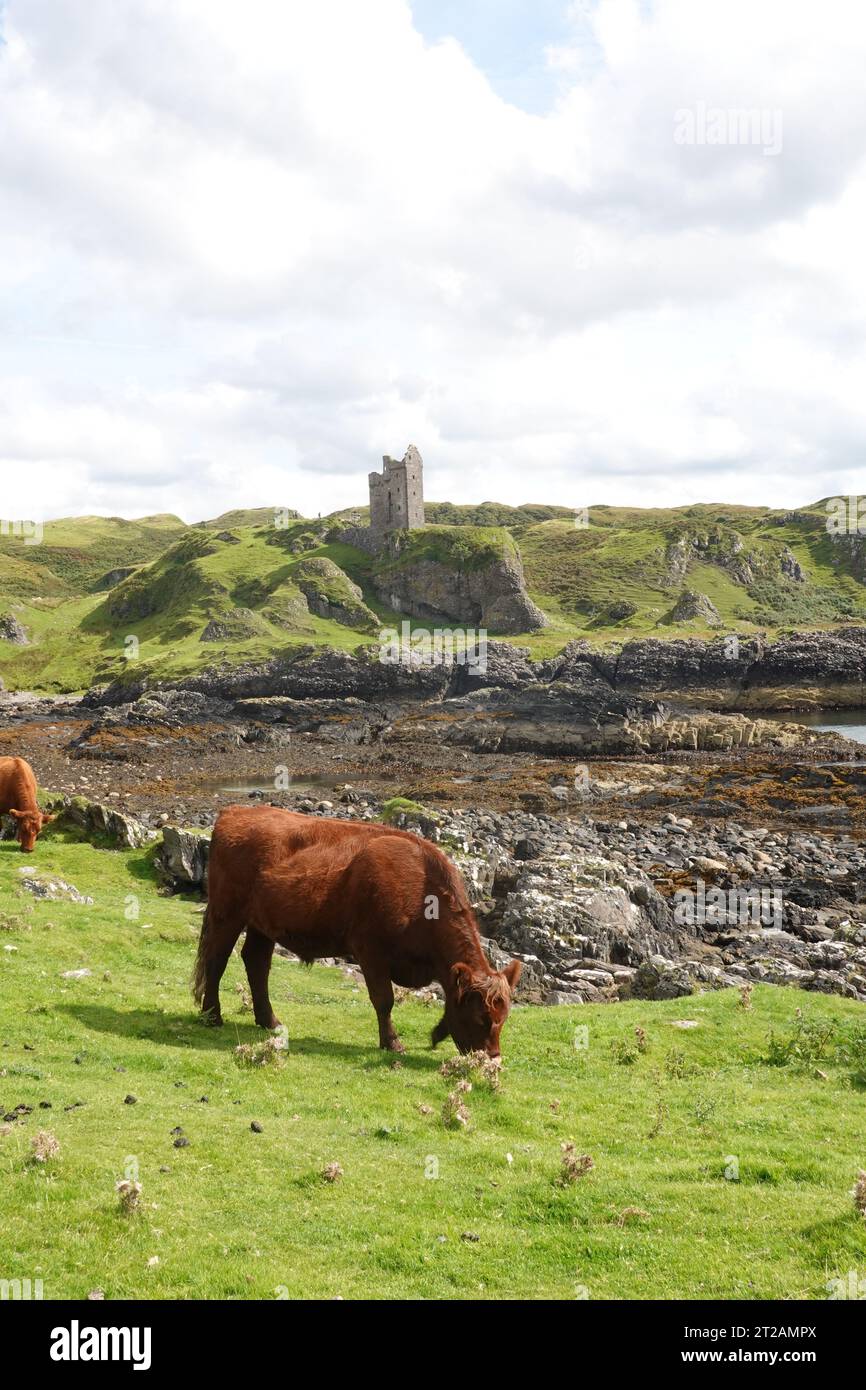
[1,0,866,524]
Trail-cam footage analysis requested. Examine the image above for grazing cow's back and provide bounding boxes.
[0,757,54,852]
[196,804,522,1057]
[206,803,426,927]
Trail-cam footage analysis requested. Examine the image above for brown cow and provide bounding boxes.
[194,804,521,1057]
[0,757,55,853]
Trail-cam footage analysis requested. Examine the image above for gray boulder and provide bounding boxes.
[0,613,29,645]
[156,827,211,891]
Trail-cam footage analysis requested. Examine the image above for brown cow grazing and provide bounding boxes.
[0,757,55,853]
[195,804,522,1057]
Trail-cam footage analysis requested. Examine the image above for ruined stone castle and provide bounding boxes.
[368,445,425,538]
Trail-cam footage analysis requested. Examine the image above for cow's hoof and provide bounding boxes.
[201,1010,223,1028]
[383,1038,406,1054]
[258,1016,282,1030]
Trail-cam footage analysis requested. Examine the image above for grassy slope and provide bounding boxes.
[517,502,866,658]
[1,502,864,689]
[0,515,187,598]
[1,833,864,1300]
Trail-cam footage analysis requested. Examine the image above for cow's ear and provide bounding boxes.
[8,809,25,820]
[40,813,56,826]
[451,962,473,999]
[502,959,523,991]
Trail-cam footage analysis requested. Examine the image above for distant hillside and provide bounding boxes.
[198,507,300,530]
[0,499,864,692]
[518,502,866,634]
[0,514,187,599]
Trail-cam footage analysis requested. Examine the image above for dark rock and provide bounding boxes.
[0,613,30,645]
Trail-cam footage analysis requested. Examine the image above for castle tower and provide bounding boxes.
[368,444,425,537]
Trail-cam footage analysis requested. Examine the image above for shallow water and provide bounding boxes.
[205,773,337,797]
[777,708,866,745]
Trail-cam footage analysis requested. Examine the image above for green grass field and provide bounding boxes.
[1,830,865,1300]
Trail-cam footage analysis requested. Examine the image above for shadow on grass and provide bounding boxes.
[60,1005,442,1070]
[62,1003,268,1050]
[288,1034,440,1073]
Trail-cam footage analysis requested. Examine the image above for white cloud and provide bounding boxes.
[1,0,866,523]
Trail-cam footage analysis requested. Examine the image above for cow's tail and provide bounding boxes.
[191,906,211,1005]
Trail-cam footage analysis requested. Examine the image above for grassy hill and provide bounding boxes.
[0,515,187,599]
[1,500,864,691]
[519,502,866,655]
[1,831,864,1299]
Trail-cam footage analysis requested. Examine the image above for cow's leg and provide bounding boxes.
[359,960,403,1052]
[200,942,236,1026]
[196,909,242,1026]
[431,1013,450,1048]
[241,928,281,1029]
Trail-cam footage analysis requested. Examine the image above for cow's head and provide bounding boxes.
[8,809,55,853]
[433,959,522,1059]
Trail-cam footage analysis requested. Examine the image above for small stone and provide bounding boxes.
[250,1121,263,1133]
[123,1094,138,1105]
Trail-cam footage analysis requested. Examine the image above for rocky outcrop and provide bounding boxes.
[386,676,658,756]
[78,626,866,759]
[384,683,844,757]
[668,589,721,626]
[40,795,154,849]
[0,690,83,717]
[779,546,805,582]
[88,644,454,708]
[372,545,546,634]
[92,567,138,592]
[200,608,266,642]
[292,558,378,630]
[80,625,866,718]
[0,614,29,645]
[231,695,385,743]
[387,801,866,1004]
[545,627,866,710]
[156,826,210,890]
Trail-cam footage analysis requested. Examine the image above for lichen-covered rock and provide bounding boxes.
[19,867,93,904]
[633,958,696,1000]
[156,826,211,890]
[48,796,154,849]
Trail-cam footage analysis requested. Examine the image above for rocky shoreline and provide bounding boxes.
[1,625,865,1012]
[3,627,866,761]
[7,784,864,1010]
